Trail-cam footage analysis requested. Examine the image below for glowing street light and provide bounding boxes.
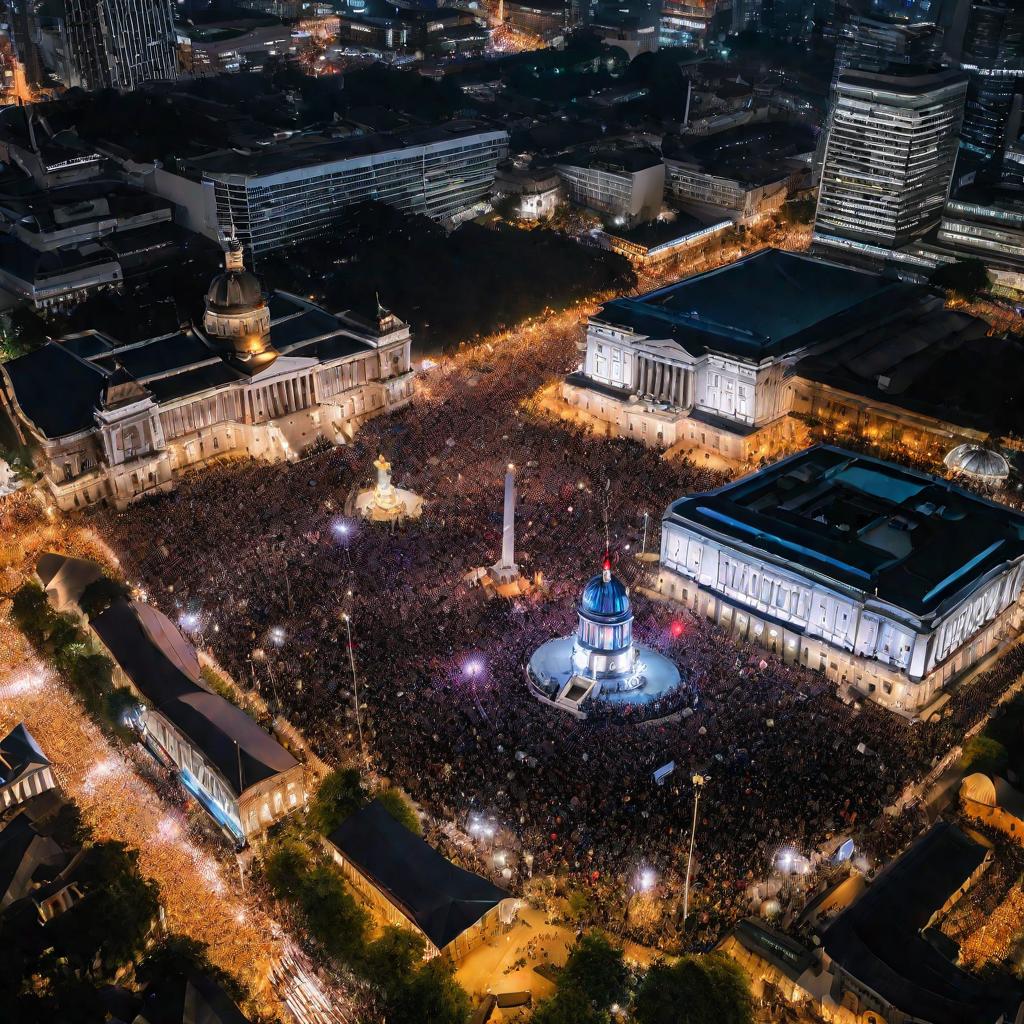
[683,773,706,926]
[269,626,286,647]
[638,867,656,892]
[341,612,366,765]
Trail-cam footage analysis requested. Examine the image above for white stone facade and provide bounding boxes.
[658,508,1024,714]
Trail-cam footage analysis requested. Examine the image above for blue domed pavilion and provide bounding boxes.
[527,555,681,717]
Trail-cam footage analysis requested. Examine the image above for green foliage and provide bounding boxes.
[390,957,470,1024]
[259,204,635,349]
[302,863,369,963]
[560,932,629,1013]
[566,886,593,921]
[961,734,1010,777]
[264,838,313,901]
[47,840,160,978]
[263,838,368,965]
[532,985,605,1024]
[10,582,50,639]
[0,307,48,361]
[309,767,366,835]
[362,926,426,999]
[376,788,421,835]
[78,576,130,619]
[931,258,990,300]
[634,954,753,1024]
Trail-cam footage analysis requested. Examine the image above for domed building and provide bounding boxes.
[528,555,681,717]
[944,444,1010,488]
[202,237,277,374]
[572,559,637,680]
[0,237,415,511]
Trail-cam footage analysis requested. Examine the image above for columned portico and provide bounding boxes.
[635,355,692,408]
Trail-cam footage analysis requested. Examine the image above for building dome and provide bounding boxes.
[202,237,276,375]
[579,560,632,623]
[944,443,1010,485]
[206,266,264,314]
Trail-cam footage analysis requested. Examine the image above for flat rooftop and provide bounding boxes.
[594,249,911,361]
[556,147,663,174]
[188,120,504,180]
[824,822,1022,1024]
[665,446,1024,618]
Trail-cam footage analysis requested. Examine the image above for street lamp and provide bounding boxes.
[683,773,706,927]
[341,612,366,765]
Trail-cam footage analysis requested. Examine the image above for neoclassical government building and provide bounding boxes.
[562,248,993,464]
[0,238,414,510]
[658,447,1024,715]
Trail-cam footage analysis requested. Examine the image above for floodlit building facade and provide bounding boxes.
[89,595,307,845]
[555,148,665,227]
[814,66,968,262]
[166,122,508,259]
[561,248,989,463]
[658,447,1024,714]
[0,241,414,511]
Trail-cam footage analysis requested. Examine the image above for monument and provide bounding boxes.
[527,555,680,716]
[355,454,423,522]
[490,464,520,586]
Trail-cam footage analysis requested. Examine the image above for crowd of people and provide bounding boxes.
[93,316,1022,953]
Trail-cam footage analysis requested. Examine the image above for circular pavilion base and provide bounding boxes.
[354,487,423,522]
[527,636,681,715]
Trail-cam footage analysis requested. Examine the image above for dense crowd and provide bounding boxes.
[94,320,1023,951]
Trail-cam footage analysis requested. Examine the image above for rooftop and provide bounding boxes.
[556,146,663,174]
[824,822,1021,1024]
[665,446,1024,618]
[91,598,297,797]
[186,120,504,182]
[327,799,509,951]
[594,249,910,361]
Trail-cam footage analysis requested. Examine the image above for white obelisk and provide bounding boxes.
[491,463,520,584]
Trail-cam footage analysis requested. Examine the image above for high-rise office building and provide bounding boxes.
[814,65,969,260]
[958,0,1024,177]
[658,0,716,48]
[63,0,177,90]
[830,14,944,98]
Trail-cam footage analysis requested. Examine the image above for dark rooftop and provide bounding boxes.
[91,599,297,797]
[594,249,910,361]
[327,799,508,950]
[839,63,968,96]
[556,146,663,174]
[2,343,107,438]
[188,120,503,181]
[0,723,50,788]
[824,822,1022,1024]
[665,446,1024,619]
[604,212,728,249]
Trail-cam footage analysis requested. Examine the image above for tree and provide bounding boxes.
[300,863,368,964]
[10,582,51,639]
[961,734,1009,776]
[78,576,130,619]
[634,954,753,1024]
[376,788,421,835]
[392,958,470,1024]
[264,838,312,901]
[560,932,629,1013]
[362,925,426,998]
[532,985,605,1024]
[309,767,366,835]
[931,258,990,300]
[48,841,160,978]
